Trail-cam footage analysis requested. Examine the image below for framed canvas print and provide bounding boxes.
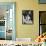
[39,11,46,35]
[39,0,46,4]
[22,10,33,24]
[0,2,16,40]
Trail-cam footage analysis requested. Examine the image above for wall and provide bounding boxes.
[0,0,46,40]
[16,0,39,40]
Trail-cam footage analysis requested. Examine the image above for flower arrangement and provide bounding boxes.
[35,32,46,42]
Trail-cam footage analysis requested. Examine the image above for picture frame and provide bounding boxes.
[22,10,33,24]
[39,0,46,4]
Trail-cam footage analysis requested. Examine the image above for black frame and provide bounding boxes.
[39,0,46,4]
[22,10,33,25]
[39,11,46,35]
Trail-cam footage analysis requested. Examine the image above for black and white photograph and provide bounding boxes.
[22,10,33,24]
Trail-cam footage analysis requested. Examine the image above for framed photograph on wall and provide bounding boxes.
[22,10,33,24]
[39,0,46,4]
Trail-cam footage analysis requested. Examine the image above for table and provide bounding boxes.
[0,40,45,46]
